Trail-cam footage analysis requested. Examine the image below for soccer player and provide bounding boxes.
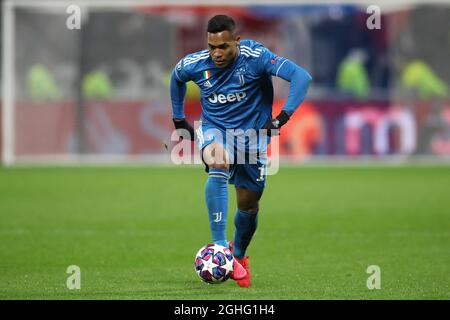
[170,15,312,288]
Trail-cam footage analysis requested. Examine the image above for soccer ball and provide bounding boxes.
[194,243,234,284]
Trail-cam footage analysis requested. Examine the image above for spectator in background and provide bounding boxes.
[336,48,370,100]
[82,69,115,100]
[26,64,62,101]
[401,60,448,100]
[398,60,449,154]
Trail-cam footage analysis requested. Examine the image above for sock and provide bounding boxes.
[233,209,258,259]
[205,168,229,248]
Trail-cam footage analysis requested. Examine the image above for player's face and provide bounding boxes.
[207,31,240,68]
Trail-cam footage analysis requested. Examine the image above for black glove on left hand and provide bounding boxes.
[173,119,195,141]
[263,110,291,136]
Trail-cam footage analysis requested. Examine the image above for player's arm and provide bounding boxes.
[170,61,195,141]
[260,50,312,135]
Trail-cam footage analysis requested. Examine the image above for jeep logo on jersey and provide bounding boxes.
[208,92,246,104]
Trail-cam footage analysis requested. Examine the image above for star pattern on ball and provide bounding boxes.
[202,253,220,274]
[222,252,234,273]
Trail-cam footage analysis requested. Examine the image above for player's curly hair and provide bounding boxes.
[207,15,236,34]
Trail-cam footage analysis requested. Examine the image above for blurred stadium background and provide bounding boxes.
[1,0,450,165]
[1,0,450,300]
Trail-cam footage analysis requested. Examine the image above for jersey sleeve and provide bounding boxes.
[257,47,290,78]
[173,58,193,83]
[257,46,312,115]
[170,52,207,119]
[170,57,193,119]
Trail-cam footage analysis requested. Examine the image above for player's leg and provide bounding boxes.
[202,142,231,248]
[230,154,266,259]
[233,187,262,259]
[228,159,266,287]
[228,187,262,287]
[202,142,247,280]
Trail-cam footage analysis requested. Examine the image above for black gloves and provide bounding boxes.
[173,119,195,141]
[263,110,291,136]
[173,111,290,141]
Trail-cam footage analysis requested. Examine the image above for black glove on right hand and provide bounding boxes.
[173,119,195,141]
[263,110,291,136]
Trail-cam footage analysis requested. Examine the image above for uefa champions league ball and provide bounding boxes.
[194,244,234,284]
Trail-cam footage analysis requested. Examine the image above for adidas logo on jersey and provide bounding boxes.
[208,92,246,104]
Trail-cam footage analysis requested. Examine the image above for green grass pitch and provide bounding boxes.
[0,165,449,299]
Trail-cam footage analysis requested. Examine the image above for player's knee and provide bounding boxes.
[203,143,230,170]
[238,201,259,214]
[209,163,229,170]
